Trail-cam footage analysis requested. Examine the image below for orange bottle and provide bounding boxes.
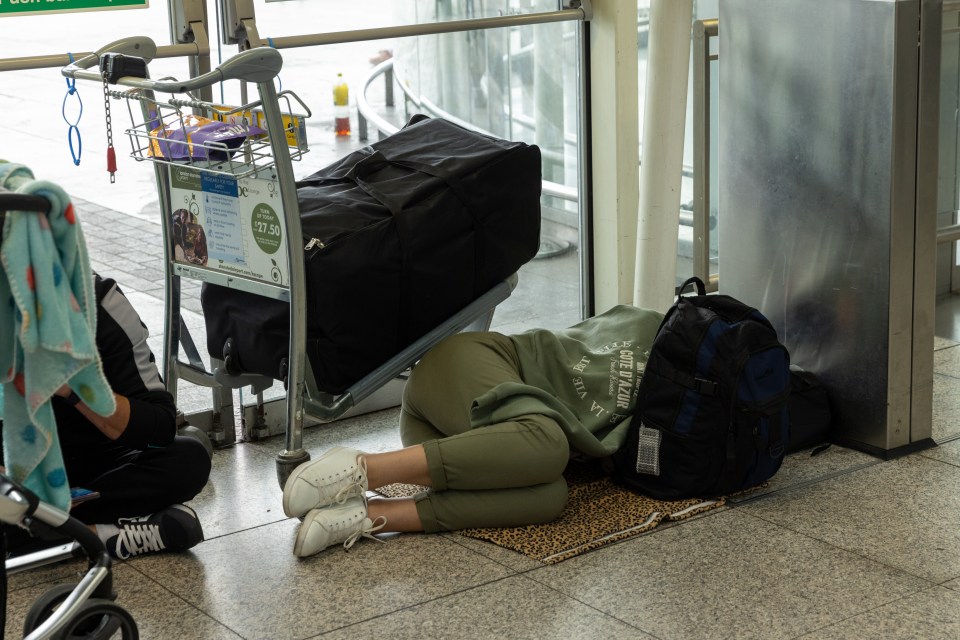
[333,73,350,136]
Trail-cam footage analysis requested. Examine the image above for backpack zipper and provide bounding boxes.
[304,237,325,252]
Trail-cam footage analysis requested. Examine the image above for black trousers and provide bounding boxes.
[2,436,208,629]
[3,436,210,557]
[64,435,212,524]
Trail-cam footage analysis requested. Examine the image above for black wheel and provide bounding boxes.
[58,598,139,639]
[23,588,139,640]
[23,583,77,636]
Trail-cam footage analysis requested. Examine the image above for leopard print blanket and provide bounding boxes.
[376,462,725,564]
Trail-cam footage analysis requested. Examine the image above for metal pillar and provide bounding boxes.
[633,0,694,313]
[719,0,941,456]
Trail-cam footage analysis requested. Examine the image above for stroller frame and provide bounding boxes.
[1,474,132,640]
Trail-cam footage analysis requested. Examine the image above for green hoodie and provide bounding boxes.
[469,305,663,457]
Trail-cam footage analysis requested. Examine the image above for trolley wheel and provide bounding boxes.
[276,449,310,489]
[59,598,139,639]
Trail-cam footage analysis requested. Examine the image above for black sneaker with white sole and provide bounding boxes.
[107,504,204,560]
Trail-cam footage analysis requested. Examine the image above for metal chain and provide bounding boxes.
[102,75,117,183]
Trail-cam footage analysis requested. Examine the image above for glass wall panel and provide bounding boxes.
[388,0,584,332]
[934,4,960,443]
[0,0,583,334]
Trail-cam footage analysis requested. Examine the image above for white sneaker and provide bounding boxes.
[293,497,386,557]
[282,447,368,518]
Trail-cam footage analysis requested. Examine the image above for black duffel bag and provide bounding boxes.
[786,367,832,453]
[201,115,542,393]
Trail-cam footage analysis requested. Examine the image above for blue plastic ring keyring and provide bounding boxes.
[63,52,83,166]
[67,125,83,167]
[62,92,83,166]
[61,86,83,127]
[64,51,78,97]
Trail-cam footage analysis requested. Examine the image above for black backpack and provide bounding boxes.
[612,277,791,500]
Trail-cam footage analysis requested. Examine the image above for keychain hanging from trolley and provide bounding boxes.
[62,53,84,167]
[98,53,150,183]
[101,72,117,183]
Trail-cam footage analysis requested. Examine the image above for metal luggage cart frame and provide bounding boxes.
[62,37,515,487]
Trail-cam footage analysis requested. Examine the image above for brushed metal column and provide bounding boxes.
[719,0,940,455]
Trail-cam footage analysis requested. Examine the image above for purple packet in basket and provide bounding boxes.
[150,115,266,162]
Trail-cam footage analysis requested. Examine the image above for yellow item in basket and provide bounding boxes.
[212,105,306,151]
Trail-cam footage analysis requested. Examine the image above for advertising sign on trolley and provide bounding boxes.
[168,165,288,287]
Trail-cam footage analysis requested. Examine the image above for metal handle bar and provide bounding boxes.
[165,89,313,120]
[258,8,588,50]
[61,35,158,73]
[63,36,282,94]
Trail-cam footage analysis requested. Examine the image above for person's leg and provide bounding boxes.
[366,497,423,532]
[291,333,571,554]
[287,332,540,516]
[364,445,430,489]
[398,332,570,492]
[359,475,569,534]
[397,408,444,449]
[8,437,211,560]
[411,477,569,532]
[400,332,524,442]
[292,422,569,553]
[372,333,570,531]
[69,436,211,524]
[70,437,210,559]
[385,414,570,491]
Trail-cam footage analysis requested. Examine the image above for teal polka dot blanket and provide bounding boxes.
[0,162,115,510]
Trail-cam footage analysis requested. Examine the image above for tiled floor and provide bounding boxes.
[8,411,960,639]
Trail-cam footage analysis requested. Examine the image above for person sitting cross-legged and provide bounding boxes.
[5,273,211,560]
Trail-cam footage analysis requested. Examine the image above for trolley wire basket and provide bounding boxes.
[118,88,310,180]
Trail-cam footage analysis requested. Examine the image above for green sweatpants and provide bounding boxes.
[400,332,570,533]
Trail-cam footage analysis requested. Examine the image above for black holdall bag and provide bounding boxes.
[202,115,542,393]
[786,367,832,454]
[611,277,792,500]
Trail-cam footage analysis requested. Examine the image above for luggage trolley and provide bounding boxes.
[61,36,317,486]
[62,38,516,487]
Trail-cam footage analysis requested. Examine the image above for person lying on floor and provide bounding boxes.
[5,273,211,560]
[282,304,663,557]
